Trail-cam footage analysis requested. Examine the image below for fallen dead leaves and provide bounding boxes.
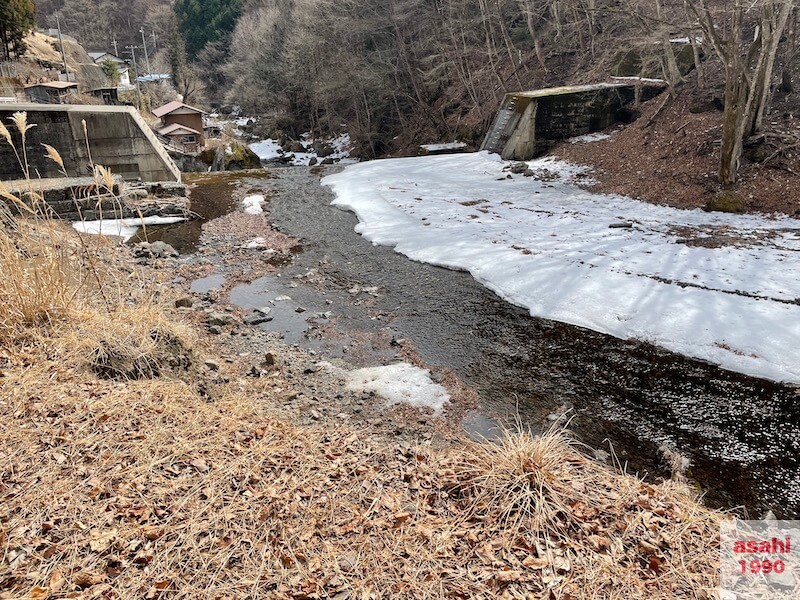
[0,347,722,599]
[553,78,800,217]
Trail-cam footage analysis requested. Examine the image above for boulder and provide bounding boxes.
[312,141,335,157]
[704,191,745,214]
[211,141,262,171]
[244,312,273,325]
[286,140,306,154]
[127,188,149,199]
[175,296,193,308]
[133,241,179,259]
[508,161,529,174]
[207,312,234,327]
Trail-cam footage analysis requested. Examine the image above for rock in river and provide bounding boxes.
[133,241,179,259]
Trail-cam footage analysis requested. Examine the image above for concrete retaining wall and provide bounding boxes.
[0,104,181,183]
[481,82,665,160]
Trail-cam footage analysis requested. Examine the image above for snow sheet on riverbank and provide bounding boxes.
[73,216,187,242]
[323,152,800,384]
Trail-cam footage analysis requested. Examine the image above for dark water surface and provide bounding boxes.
[128,171,274,253]
[186,166,800,517]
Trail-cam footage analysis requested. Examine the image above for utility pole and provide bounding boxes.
[151,30,157,53]
[55,14,69,81]
[126,45,142,109]
[112,38,118,56]
[140,28,151,75]
[126,46,138,77]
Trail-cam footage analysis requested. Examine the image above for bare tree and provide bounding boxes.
[687,0,797,187]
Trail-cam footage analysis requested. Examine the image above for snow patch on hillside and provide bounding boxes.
[568,132,613,144]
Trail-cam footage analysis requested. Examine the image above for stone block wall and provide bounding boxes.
[481,83,665,160]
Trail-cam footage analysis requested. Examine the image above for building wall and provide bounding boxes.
[0,104,181,182]
[482,85,652,160]
[163,113,205,146]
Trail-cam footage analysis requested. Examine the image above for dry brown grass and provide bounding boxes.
[0,334,723,599]
[0,220,82,333]
[0,112,126,340]
[63,306,196,381]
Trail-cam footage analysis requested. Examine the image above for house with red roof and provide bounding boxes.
[152,101,206,153]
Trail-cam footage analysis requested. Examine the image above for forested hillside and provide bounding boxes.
[31,0,800,166]
[35,0,171,50]
[222,0,699,155]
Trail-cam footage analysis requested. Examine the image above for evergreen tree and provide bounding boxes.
[0,0,35,60]
[174,0,244,58]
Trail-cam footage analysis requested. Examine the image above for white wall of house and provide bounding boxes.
[119,67,133,90]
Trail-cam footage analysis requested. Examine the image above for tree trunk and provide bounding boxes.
[719,63,748,188]
[749,3,794,134]
[518,0,547,70]
[686,0,797,186]
[1,28,8,61]
[660,32,684,86]
[689,34,705,87]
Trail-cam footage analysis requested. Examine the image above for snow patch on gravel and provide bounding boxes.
[345,363,450,414]
[243,195,265,214]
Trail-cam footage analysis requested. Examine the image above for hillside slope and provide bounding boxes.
[0,32,110,100]
[555,68,800,216]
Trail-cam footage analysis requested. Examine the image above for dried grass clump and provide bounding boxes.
[447,426,580,538]
[0,112,123,339]
[441,427,722,597]
[62,306,195,380]
[0,218,90,336]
